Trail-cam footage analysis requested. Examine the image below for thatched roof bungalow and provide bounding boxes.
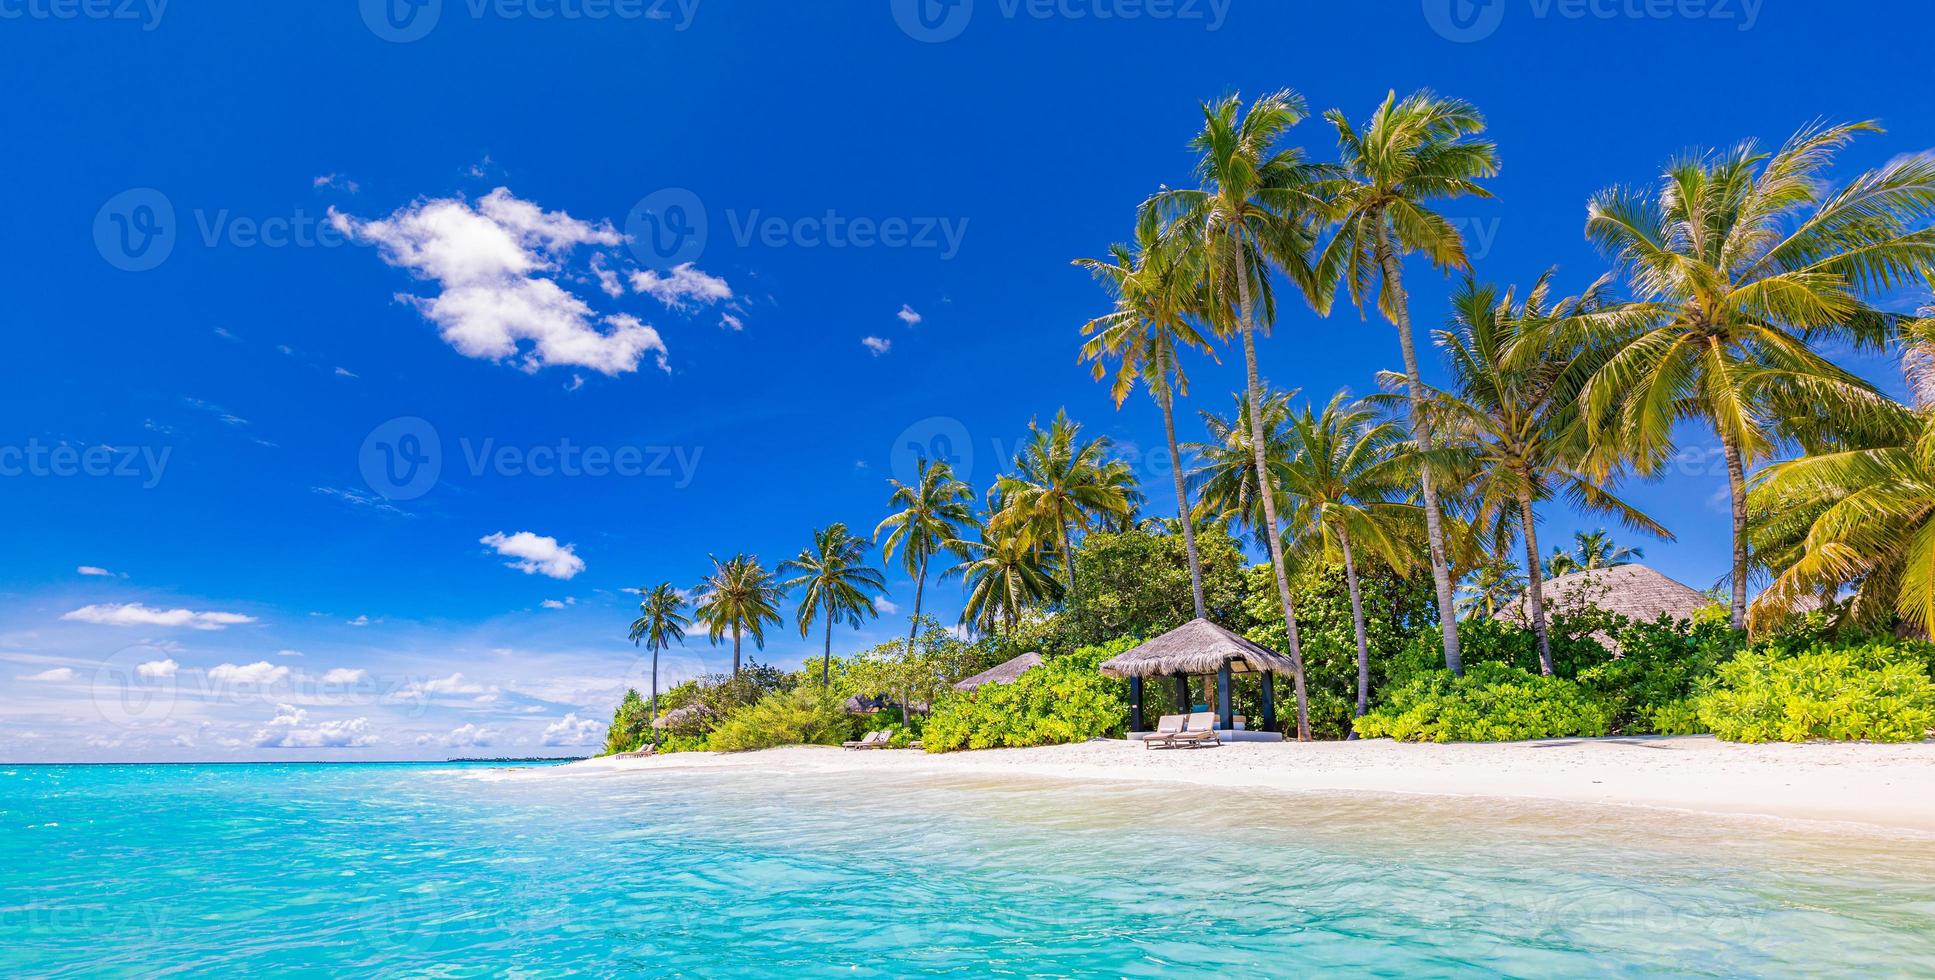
[1499,564,1712,626]
[952,652,1043,692]
[1098,618,1294,734]
[651,704,716,732]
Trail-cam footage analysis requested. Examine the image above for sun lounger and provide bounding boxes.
[843,730,891,750]
[1140,714,1188,749]
[1147,712,1222,750]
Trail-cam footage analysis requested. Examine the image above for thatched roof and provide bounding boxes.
[953,652,1043,692]
[1098,618,1298,678]
[651,704,716,730]
[1500,564,1711,625]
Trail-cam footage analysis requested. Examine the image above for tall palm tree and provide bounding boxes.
[627,582,690,744]
[692,554,784,679]
[1076,216,1217,619]
[1277,392,1419,720]
[780,523,887,686]
[1565,121,1935,628]
[875,458,975,659]
[1458,557,1526,620]
[1318,89,1500,675]
[1145,89,1332,740]
[1187,389,1296,549]
[990,410,1135,595]
[1412,275,1669,674]
[944,524,1063,637]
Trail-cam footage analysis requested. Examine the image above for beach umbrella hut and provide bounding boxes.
[951,651,1043,693]
[1097,618,1298,735]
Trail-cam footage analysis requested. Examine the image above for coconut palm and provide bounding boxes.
[1459,557,1526,620]
[1318,89,1500,675]
[1411,275,1670,674]
[990,410,1135,595]
[1565,121,1935,628]
[1076,218,1217,618]
[1187,389,1297,548]
[1145,89,1331,740]
[627,582,690,744]
[944,524,1063,637]
[1278,392,1420,720]
[875,458,976,659]
[780,523,887,686]
[692,554,784,679]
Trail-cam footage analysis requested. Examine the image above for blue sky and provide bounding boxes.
[3,1,1929,761]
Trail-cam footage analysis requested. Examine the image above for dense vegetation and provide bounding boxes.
[602,89,1935,752]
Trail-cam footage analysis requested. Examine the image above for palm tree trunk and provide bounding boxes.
[1233,247,1311,742]
[821,606,834,686]
[1374,216,1464,675]
[906,553,928,658]
[1720,430,1749,630]
[1339,525,1372,730]
[731,623,742,679]
[1515,476,1555,676]
[1060,519,1078,596]
[1161,388,1207,620]
[649,649,660,748]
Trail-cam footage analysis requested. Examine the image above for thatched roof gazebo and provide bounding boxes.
[1499,564,1712,625]
[1098,618,1295,736]
[952,652,1043,692]
[651,704,716,732]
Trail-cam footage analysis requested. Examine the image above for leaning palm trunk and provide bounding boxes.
[1161,388,1208,619]
[1720,429,1749,629]
[1514,478,1555,676]
[649,650,660,748]
[1375,218,1464,675]
[1060,519,1078,595]
[905,553,928,659]
[1338,525,1372,728]
[731,624,742,678]
[1235,257,1311,741]
[820,606,835,686]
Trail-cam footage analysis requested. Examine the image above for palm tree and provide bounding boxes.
[1412,275,1669,674]
[780,523,886,686]
[1076,217,1217,619]
[1145,89,1332,740]
[875,458,975,660]
[1187,389,1296,549]
[944,524,1063,637]
[1459,557,1526,620]
[1278,392,1419,720]
[1565,121,1935,629]
[990,410,1135,595]
[1318,90,1500,675]
[627,582,690,744]
[692,554,784,679]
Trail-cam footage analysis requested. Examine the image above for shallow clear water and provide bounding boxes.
[3,760,1933,977]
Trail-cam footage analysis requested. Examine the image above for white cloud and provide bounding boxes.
[395,672,500,702]
[589,253,624,298]
[276,649,304,658]
[320,668,368,684]
[331,188,666,376]
[861,336,892,356]
[896,304,922,326]
[207,662,291,685]
[253,706,376,749]
[876,598,899,615]
[439,723,496,748]
[480,531,585,580]
[61,603,256,631]
[629,262,733,310]
[313,173,360,193]
[136,659,178,679]
[542,712,604,747]
[334,367,358,379]
[346,616,372,627]
[719,313,744,331]
[21,668,76,682]
[76,565,119,577]
[540,597,576,610]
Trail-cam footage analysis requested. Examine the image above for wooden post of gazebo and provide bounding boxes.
[1173,673,1189,712]
[1216,662,1233,730]
[1260,672,1276,733]
[1127,676,1144,733]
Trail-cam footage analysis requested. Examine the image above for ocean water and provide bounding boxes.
[3,761,1934,977]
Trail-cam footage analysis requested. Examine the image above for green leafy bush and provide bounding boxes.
[705,686,858,753]
[922,639,1132,752]
[1693,643,1935,743]
[1353,663,1613,742]
[1576,617,1742,734]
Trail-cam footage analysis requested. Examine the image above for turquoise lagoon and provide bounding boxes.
[4,760,1934,976]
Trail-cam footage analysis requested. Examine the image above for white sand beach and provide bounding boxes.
[556,736,1935,835]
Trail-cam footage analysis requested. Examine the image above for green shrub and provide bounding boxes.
[705,686,858,753]
[1694,643,1935,743]
[1353,663,1613,742]
[1577,617,1742,733]
[1647,698,1707,736]
[922,639,1132,752]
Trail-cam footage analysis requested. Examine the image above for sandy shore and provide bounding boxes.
[552,736,1935,835]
